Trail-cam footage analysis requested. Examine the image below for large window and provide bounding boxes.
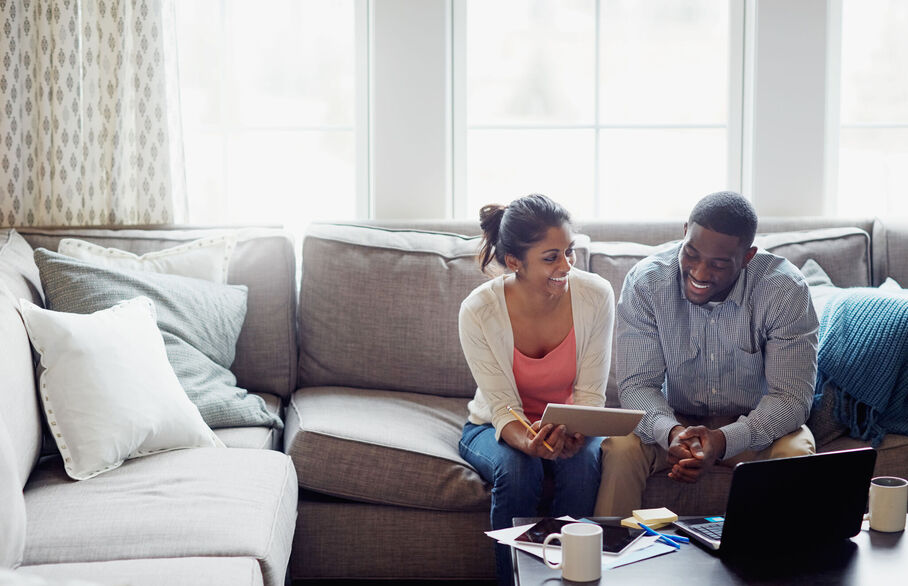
[459,0,733,219]
[174,0,360,233]
[167,1,905,225]
[836,0,908,217]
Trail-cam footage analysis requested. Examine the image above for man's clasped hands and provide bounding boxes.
[667,425,728,483]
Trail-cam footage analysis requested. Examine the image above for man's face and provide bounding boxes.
[679,222,756,305]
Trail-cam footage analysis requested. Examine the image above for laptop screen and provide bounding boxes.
[719,448,876,554]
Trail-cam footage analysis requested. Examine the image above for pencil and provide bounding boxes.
[506,405,555,452]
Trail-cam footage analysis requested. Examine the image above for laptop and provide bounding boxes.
[673,447,876,557]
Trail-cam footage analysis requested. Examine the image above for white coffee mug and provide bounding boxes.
[542,522,602,582]
[868,476,908,532]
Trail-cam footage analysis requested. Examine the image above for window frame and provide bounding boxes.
[448,0,745,219]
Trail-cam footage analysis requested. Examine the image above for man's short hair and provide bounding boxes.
[689,191,758,248]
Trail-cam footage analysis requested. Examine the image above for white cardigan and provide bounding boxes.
[459,269,615,440]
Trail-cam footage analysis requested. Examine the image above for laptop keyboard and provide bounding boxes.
[692,520,724,540]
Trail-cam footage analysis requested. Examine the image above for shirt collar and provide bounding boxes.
[725,267,748,307]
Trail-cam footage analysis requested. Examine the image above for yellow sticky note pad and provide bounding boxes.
[621,516,671,530]
[632,507,678,525]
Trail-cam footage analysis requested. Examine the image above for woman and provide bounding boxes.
[458,193,615,584]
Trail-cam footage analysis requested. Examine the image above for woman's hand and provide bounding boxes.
[527,421,567,459]
[558,431,586,459]
[500,420,565,459]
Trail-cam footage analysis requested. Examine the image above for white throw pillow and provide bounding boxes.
[879,277,908,294]
[57,236,236,283]
[18,296,224,481]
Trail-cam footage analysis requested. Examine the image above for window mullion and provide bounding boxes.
[593,0,601,217]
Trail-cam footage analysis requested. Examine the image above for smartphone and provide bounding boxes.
[514,518,643,554]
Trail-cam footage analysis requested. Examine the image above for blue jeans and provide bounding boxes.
[459,422,602,585]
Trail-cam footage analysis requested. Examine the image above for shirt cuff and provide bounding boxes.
[653,415,682,451]
[491,406,520,442]
[719,420,752,460]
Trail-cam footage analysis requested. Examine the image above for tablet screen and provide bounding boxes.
[514,518,643,554]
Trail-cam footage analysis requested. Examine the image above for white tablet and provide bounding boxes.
[540,404,644,437]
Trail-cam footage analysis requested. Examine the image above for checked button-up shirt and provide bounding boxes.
[615,243,819,459]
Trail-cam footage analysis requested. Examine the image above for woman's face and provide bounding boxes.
[509,223,576,296]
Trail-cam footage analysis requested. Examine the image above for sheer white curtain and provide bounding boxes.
[0,0,185,227]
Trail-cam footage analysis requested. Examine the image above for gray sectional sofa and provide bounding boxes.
[287,218,908,581]
[2,217,907,584]
[1,228,299,586]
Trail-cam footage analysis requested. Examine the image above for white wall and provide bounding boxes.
[371,0,452,218]
[744,0,834,216]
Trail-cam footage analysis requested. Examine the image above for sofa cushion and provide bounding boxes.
[587,240,675,405]
[756,227,871,287]
[34,248,281,431]
[0,416,26,569]
[23,447,296,586]
[0,568,102,585]
[298,224,594,397]
[578,217,875,245]
[873,219,908,286]
[18,557,264,586]
[285,386,490,511]
[298,224,489,397]
[292,496,494,580]
[642,466,733,515]
[0,231,45,486]
[589,226,871,296]
[19,228,298,397]
[0,285,44,489]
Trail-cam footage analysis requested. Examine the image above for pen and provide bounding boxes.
[636,522,689,547]
[506,405,555,452]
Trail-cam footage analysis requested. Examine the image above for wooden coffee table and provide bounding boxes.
[512,516,907,585]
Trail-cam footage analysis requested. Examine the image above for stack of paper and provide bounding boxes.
[621,507,679,530]
[485,516,677,571]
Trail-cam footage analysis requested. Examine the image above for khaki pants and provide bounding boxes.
[594,415,815,517]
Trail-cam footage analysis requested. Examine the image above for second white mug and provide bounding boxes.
[869,476,908,532]
[542,522,602,582]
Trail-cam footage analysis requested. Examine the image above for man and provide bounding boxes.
[595,191,818,517]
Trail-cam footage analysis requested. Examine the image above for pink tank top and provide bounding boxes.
[512,327,577,423]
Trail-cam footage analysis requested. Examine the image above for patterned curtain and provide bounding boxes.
[0,0,185,227]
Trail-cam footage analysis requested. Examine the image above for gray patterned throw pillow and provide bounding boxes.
[34,248,282,430]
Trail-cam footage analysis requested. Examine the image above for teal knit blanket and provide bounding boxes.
[816,289,908,447]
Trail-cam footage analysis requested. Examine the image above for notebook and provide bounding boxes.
[673,447,876,557]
